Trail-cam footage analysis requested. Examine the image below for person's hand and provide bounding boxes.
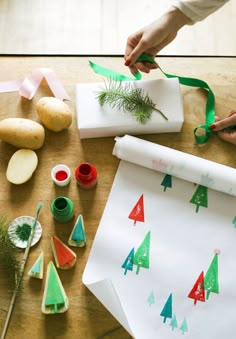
[210,111,236,145]
[124,7,191,74]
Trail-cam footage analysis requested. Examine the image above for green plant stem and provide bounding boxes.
[96,80,168,124]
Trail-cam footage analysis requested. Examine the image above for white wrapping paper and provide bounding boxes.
[76,78,183,139]
[83,135,236,339]
[113,135,236,196]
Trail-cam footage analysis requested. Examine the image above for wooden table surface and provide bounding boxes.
[0,56,235,339]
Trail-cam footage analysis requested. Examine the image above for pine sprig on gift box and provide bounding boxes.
[96,80,168,124]
[0,214,21,294]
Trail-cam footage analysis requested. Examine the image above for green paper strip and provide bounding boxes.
[89,56,215,143]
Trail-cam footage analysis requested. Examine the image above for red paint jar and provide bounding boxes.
[75,163,97,189]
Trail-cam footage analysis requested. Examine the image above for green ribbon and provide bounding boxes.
[89,55,215,144]
[89,60,142,81]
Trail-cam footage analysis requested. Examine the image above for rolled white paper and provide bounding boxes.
[113,134,236,196]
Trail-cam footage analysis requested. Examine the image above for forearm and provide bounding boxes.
[171,0,230,23]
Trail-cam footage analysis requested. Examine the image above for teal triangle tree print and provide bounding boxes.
[128,194,145,225]
[160,293,172,323]
[147,290,155,306]
[204,250,220,300]
[121,247,134,275]
[161,174,172,192]
[133,231,151,274]
[170,314,178,331]
[190,185,208,213]
[179,317,188,334]
[71,214,86,246]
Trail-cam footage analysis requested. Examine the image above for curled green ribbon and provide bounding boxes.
[89,55,215,144]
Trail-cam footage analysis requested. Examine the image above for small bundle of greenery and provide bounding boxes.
[0,215,21,294]
[96,79,167,124]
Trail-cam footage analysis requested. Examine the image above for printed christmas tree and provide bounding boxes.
[147,290,155,306]
[204,251,220,300]
[188,271,205,305]
[41,261,69,314]
[128,194,144,225]
[232,216,236,228]
[161,174,172,192]
[160,293,172,323]
[170,314,178,331]
[28,251,44,279]
[68,214,86,247]
[121,247,134,275]
[133,231,151,274]
[190,185,208,213]
[179,317,188,334]
[51,235,77,269]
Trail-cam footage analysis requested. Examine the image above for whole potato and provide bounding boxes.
[36,97,72,132]
[0,118,45,150]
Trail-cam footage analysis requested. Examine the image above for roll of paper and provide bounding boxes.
[113,135,236,196]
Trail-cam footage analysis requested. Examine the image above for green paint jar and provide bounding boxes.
[50,196,74,223]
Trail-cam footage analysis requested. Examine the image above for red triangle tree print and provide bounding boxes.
[188,271,205,305]
[128,194,145,226]
[52,236,76,267]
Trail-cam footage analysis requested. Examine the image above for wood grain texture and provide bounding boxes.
[0,0,235,55]
[0,56,235,339]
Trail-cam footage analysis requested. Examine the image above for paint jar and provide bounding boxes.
[75,162,97,189]
[51,164,71,187]
[50,196,74,223]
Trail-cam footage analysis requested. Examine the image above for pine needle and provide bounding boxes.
[0,214,21,294]
[96,80,168,124]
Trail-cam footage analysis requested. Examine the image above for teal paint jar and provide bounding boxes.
[50,196,74,223]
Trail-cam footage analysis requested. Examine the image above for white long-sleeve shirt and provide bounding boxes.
[171,0,230,23]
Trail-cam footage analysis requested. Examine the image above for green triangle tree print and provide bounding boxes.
[161,174,172,192]
[170,314,178,331]
[160,293,172,323]
[204,250,220,300]
[190,184,208,213]
[133,231,151,274]
[179,317,188,334]
[45,262,66,313]
[232,216,236,228]
[121,247,134,275]
[128,194,145,225]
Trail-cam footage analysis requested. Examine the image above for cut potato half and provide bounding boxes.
[6,149,38,184]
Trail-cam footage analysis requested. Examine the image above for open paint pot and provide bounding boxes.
[51,164,71,187]
[75,162,97,189]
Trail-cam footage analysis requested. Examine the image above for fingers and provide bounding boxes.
[210,113,236,131]
[217,130,236,146]
[210,111,236,146]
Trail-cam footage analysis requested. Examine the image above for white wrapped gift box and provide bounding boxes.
[76,78,184,139]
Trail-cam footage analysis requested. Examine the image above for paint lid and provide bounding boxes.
[51,164,71,187]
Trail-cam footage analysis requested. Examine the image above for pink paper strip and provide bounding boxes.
[0,68,70,100]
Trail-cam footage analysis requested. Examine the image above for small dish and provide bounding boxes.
[8,215,42,249]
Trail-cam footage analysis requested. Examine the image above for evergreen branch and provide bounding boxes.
[0,214,21,294]
[96,80,168,124]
